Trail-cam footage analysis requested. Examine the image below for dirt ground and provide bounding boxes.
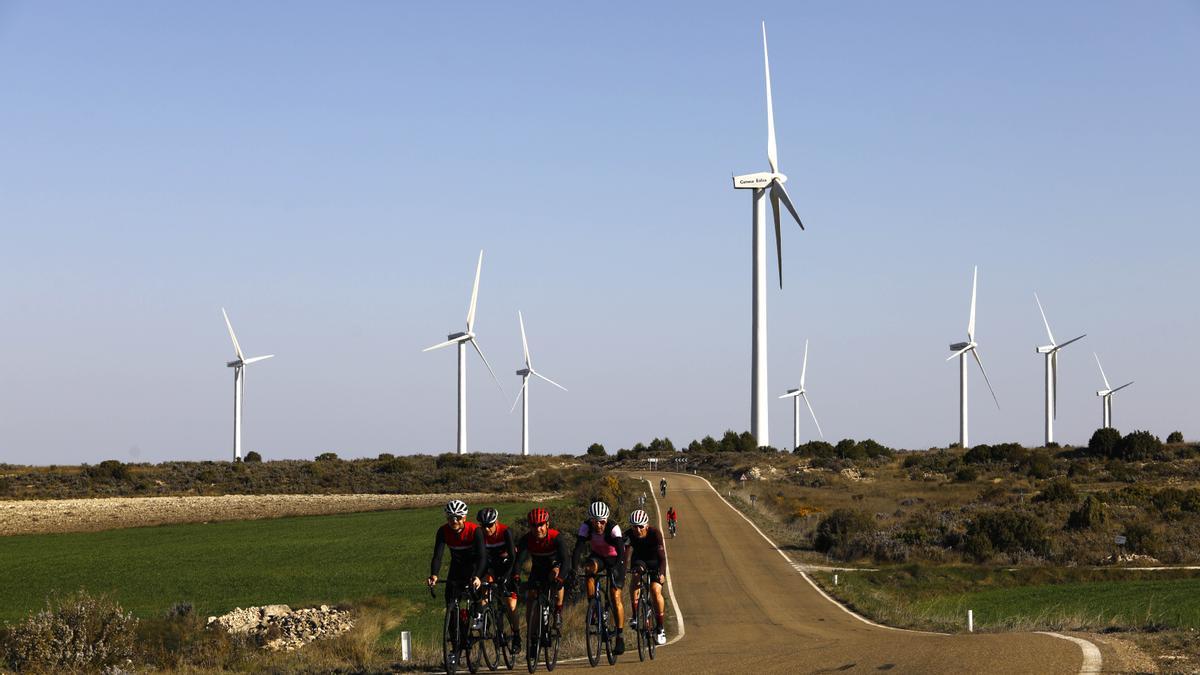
[0,492,561,536]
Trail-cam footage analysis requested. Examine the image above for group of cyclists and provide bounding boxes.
[427,485,678,666]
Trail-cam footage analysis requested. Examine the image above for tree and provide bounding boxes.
[586,443,606,457]
[1087,428,1121,457]
[813,509,875,555]
[1116,431,1162,461]
[1067,495,1106,530]
[1167,431,1184,444]
[244,451,263,463]
[315,452,340,462]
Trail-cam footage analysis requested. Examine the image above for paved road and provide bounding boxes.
[564,472,1092,674]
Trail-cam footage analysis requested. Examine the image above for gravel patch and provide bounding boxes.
[0,492,561,536]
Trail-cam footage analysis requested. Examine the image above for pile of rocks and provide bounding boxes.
[207,604,354,651]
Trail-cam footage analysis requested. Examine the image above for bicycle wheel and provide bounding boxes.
[526,596,541,674]
[643,588,657,660]
[584,591,601,667]
[443,603,460,675]
[477,592,498,671]
[602,591,617,666]
[544,598,559,671]
[634,596,647,662]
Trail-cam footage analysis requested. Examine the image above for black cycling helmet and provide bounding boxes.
[477,507,498,526]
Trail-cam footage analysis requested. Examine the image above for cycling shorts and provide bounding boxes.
[587,554,625,590]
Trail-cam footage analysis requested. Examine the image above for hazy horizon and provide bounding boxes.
[2,2,1197,465]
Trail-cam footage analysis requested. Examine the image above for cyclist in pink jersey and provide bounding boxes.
[571,501,627,655]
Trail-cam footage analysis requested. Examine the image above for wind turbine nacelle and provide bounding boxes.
[447,331,469,341]
[226,360,242,368]
[1096,390,1111,397]
[516,368,531,376]
[732,172,782,189]
[1036,345,1055,354]
[949,342,970,351]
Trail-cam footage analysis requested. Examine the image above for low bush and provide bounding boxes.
[814,509,876,559]
[3,589,138,672]
[964,510,1050,562]
[1087,428,1121,458]
[1115,431,1163,461]
[1067,495,1106,530]
[243,451,262,463]
[1167,431,1184,444]
[1034,477,1077,503]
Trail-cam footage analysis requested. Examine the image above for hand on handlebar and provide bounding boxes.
[427,575,438,589]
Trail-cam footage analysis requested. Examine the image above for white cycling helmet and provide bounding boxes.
[589,501,610,520]
[629,510,649,527]
[445,499,469,518]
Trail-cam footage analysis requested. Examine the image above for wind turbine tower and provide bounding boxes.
[778,339,823,450]
[946,267,999,448]
[1034,294,1085,445]
[1094,353,1133,429]
[221,308,274,462]
[423,250,504,454]
[731,22,808,446]
[511,311,567,456]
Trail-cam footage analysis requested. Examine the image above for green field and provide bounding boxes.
[0,499,566,631]
[814,567,1200,632]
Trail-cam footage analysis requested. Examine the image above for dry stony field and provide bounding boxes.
[0,491,561,536]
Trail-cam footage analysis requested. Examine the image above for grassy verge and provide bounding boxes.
[811,565,1200,633]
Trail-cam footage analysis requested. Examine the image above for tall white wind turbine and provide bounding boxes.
[946,266,999,448]
[1033,294,1085,445]
[778,339,823,450]
[1094,353,1133,429]
[510,311,567,456]
[423,250,505,454]
[731,22,808,446]
[221,308,274,462]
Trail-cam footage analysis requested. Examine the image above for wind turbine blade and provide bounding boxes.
[466,250,483,331]
[533,370,568,392]
[222,308,245,361]
[1056,333,1086,350]
[1052,351,1058,420]
[772,180,805,230]
[802,393,824,439]
[762,22,777,174]
[771,186,783,289]
[1094,352,1112,390]
[1034,293,1056,345]
[470,339,506,395]
[971,347,1000,409]
[1111,381,1134,394]
[946,346,970,362]
[967,266,978,341]
[422,337,462,352]
[509,377,528,414]
[518,311,531,368]
[243,354,274,365]
[800,339,809,389]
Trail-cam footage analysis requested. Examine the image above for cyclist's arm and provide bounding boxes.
[653,528,667,577]
[622,537,632,572]
[429,527,447,577]
[571,525,589,569]
[611,525,626,560]
[497,528,517,577]
[514,534,530,569]
[554,534,571,578]
[470,527,487,579]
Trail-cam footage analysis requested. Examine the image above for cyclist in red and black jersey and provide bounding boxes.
[477,507,521,654]
[667,507,678,536]
[624,509,668,645]
[515,508,570,659]
[426,499,486,603]
[572,501,627,656]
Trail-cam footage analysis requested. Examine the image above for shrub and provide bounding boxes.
[243,451,262,463]
[1116,431,1163,461]
[1087,428,1121,457]
[315,452,340,462]
[4,590,138,672]
[954,466,978,482]
[1023,450,1054,479]
[795,440,835,458]
[86,459,131,482]
[586,443,606,457]
[1034,477,1077,503]
[1067,495,1106,530]
[1167,431,1184,444]
[964,510,1050,562]
[813,509,876,558]
[1123,521,1162,556]
[377,453,394,461]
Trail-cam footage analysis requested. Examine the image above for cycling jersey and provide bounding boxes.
[666,509,677,522]
[516,528,570,583]
[574,520,624,559]
[430,521,487,581]
[482,522,516,577]
[624,526,667,577]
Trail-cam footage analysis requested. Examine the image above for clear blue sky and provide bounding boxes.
[1,2,1197,464]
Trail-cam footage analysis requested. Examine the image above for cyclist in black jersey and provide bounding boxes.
[624,509,668,645]
[477,507,520,653]
[427,499,486,601]
[659,478,667,497]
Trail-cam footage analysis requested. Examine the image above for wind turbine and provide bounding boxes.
[221,308,274,462]
[1094,353,1133,429]
[510,311,567,456]
[1033,293,1086,445]
[778,339,823,450]
[731,22,808,446]
[946,266,999,448]
[423,250,505,454]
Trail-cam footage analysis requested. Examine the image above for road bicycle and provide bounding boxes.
[583,566,618,667]
[668,519,677,538]
[433,580,488,675]
[477,578,514,671]
[629,563,658,662]
[524,578,561,673]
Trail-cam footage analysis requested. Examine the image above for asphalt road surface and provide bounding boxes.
[569,472,1095,674]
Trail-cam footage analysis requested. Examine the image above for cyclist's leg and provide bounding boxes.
[584,556,600,600]
[607,558,626,629]
[651,579,666,630]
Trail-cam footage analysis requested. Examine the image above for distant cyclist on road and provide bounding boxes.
[624,509,668,645]
[573,501,628,655]
[659,478,667,497]
[666,506,677,537]
[515,508,570,660]
[426,499,486,602]
[477,507,520,654]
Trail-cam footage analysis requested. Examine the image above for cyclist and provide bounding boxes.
[427,499,486,666]
[572,501,627,656]
[477,507,520,654]
[624,509,668,645]
[515,507,570,660]
[659,478,667,497]
[666,506,677,536]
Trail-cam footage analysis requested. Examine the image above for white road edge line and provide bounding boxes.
[1038,632,1103,674]
[691,473,1103,675]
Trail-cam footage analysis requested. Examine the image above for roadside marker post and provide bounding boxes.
[968,610,974,632]
[400,631,412,661]
[834,574,838,586]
